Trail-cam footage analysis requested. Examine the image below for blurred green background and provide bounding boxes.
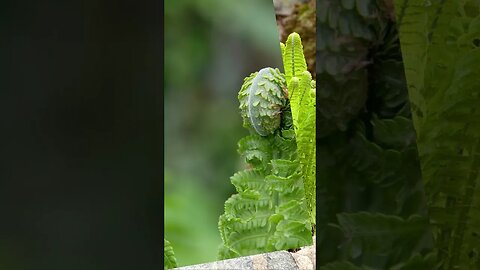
[164,0,283,266]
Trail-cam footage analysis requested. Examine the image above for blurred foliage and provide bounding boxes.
[395,0,480,268]
[164,170,221,266]
[316,0,434,268]
[164,0,283,266]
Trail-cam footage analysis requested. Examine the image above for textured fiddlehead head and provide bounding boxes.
[238,67,287,136]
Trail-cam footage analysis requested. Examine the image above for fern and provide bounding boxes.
[394,0,480,268]
[335,212,432,265]
[218,135,311,259]
[164,239,178,270]
[218,32,315,259]
[316,0,434,268]
[283,32,308,84]
[282,32,317,224]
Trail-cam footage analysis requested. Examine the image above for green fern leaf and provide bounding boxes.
[336,212,431,266]
[283,32,316,225]
[282,32,308,84]
[219,129,311,260]
[395,0,480,268]
[219,31,314,260]
[164,239,177,269]
[389,253,437,270]
[218,156,312,258]
[238,135,272,169]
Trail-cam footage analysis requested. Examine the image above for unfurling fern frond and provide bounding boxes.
[283,32,316,225]
[238,67,286,137]
[282,32,308,84]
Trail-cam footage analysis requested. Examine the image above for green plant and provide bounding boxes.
[282,33,316,225]
[164,238,177,270]
[316,0,434,268]
[217,32,316,259]
[395,0,480,268]
[317,0,480,268]
[276,0,316,78]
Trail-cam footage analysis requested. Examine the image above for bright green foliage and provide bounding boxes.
[218,33,314,259]
[316,0,434,268]
[164,239,177,270]
[218,121,311,259]
[394,0,480,269]
[282,33,316,224]
[282,32,308,84]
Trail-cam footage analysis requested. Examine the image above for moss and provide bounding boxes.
[276,0,316,79]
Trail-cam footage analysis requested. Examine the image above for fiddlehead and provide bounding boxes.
[238,67,287,136]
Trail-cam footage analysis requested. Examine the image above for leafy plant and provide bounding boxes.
[394,0,480,268]
[218,32,315,259]
[164,239,178,270]
[316,0,434,268]
[282,32,317,224]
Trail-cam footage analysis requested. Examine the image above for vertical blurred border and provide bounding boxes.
[164,0,282,266]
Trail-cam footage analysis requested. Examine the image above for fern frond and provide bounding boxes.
[283,32,316,224]
[395,0,480,268]
[219,167,311,259]
[389,252,437,270]
[316,0,433,267]
[220,31,314,260]
[230,169,267,194]
[283,32,308,84]
[238,135,272,169]
[164,239,177,270]
[336,212,431,266]
[219,127,311,259]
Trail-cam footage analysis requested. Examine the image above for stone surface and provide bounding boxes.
[174,242,315,270]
